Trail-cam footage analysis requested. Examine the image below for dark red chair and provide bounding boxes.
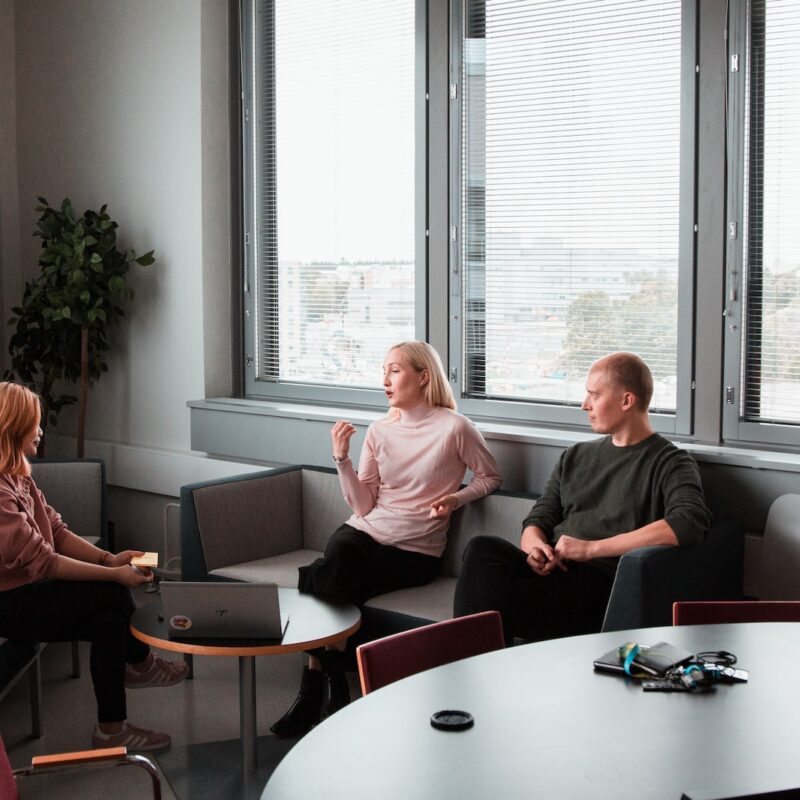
[356,610,504,695]
[673,600,800,626]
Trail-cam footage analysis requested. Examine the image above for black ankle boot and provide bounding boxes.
[319,651,351,723]
[270,666,323,738]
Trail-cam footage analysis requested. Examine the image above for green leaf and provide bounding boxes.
[61,306,71,319]
[37,196,49,206]
[80,290,91,304]
[89,252,102,264]
[135,250,155,266]
[109,276,126,292]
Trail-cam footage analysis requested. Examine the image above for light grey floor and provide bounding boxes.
[1,586,358,799]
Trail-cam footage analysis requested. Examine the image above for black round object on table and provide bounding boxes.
[430,710,474,731]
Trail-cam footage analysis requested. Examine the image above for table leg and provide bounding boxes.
[239,655,257,774]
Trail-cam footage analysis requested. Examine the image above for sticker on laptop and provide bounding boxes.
[170,615,192,631]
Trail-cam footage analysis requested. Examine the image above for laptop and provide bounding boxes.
[160,582,290,640]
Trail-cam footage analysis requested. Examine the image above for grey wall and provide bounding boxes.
[0,0,226,458]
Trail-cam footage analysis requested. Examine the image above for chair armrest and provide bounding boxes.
[15,747,162,799]
[31,746,127,768]
[602,519,745,632]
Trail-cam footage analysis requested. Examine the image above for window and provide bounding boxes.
[236,0,800,454]
[454,0,694,431]
[725,0,800,445]
[242,0,418,400]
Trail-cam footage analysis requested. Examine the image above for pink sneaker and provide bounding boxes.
[125,653,189,689]
[92,722,171,751]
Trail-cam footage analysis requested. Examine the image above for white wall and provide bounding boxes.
[3,0,211,457]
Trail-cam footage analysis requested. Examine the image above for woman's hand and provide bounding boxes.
[106,550,143,568]
[331,420,357,461]
[113,564,153,588]
[429,494,458,519]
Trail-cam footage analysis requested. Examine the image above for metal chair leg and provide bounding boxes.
[184,653,194,679]
[29,651,43,738]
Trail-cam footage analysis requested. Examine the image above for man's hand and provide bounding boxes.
[553,535,597,562]
[429,494,458,519]
[525,541,566,575]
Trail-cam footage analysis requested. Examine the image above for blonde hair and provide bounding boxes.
[388,341,456,411]
[0,382,41,476]
[593,352,653,411]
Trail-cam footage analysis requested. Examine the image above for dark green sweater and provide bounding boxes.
[522,433,712,574]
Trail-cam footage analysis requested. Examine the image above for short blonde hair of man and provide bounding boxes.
[388,341,457,411]
[594,352,654,411]
[0,382,41,476]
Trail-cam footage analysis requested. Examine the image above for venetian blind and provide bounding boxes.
[741,0,800,424]
[461,0,683,411]
[254,0,415,388]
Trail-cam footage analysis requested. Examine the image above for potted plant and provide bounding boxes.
[4,197,154,456]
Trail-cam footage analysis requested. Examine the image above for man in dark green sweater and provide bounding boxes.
[453,352,712,645]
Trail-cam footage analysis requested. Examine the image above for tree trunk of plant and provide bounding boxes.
[77,326,89,458]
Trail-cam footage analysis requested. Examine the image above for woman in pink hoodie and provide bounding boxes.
[271,341,501,737]
[0,382,187,751]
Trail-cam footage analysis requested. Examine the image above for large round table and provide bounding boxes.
[264,622,800,800]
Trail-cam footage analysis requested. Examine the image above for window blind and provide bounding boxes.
[741,0,800,425]
[253,0,415,388]
[461,0,683,411]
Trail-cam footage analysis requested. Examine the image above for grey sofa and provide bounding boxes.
[180,464,745,640]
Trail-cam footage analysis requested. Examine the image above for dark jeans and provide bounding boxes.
[0,579,149,723]
[298,524,441,606]
[453,535,614,646]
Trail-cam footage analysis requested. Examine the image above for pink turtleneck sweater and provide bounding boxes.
[335,404,501,557]
[0,474,68,591]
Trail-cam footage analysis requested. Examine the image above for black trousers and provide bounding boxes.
[453,535,614,646]
[298,524,441,607]
[0,579,149,723]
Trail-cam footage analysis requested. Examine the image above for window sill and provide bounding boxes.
[188,398,800,474]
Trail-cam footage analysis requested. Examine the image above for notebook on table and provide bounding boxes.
[160,582,290,640]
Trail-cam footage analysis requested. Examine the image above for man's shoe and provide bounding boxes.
[270,666,323,738]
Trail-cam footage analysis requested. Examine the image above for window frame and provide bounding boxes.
[722,0,800,449]
[239,0,429,407]
[447,0,699,435]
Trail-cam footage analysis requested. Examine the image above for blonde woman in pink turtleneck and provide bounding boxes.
[0,382,188,751]
[271,341,501,738]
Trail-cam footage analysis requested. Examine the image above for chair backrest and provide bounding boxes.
[181,468,303,579]
[673,600,800,626]
[758,494,800,600]
[356,610,504,695]
[30,459,106,544]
